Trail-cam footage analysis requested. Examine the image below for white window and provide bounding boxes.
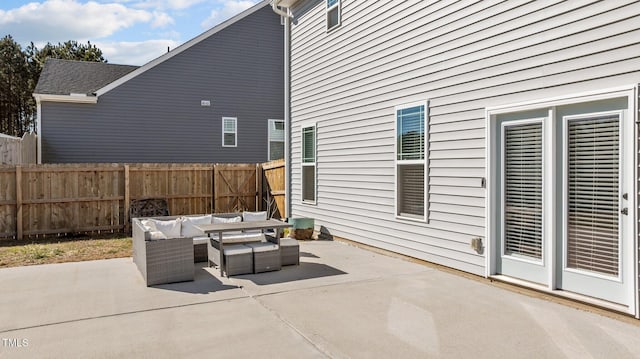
[268,119,285,161]
[222,117,237,147]
[395,103,427,221]
[326,0,340,31]
[302,125,316,203]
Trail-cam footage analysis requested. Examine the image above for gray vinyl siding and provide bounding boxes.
[41,6,283,163]
[289,0,640,276]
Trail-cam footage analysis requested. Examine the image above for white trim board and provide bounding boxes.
[94,0,271,97]
[33,94,97,104]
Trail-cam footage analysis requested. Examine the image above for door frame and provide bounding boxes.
[485,85,638,316]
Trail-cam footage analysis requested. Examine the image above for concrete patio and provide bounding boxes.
[1,240,640,358]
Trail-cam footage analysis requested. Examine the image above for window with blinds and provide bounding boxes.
[396,104,426,219]
[269,120,284,160]
[222,117,237,147]
[302,126,316,203]
[326,0,340,30]
[566,115,620,276]
[503,121,543,260]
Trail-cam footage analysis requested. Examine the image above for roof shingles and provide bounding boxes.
[34,59,138,96]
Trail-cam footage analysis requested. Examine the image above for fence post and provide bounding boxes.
[212,164,217,213]
[124,164,130,233]
[210,164,215,213]
[256,163,263,212]
[15,166,23,240]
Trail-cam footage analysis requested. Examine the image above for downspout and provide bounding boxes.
[34,95,42,164]
[271,1,293,218]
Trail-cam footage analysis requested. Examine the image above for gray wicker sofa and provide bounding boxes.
[132,212,299,285]
[132,216,194,286]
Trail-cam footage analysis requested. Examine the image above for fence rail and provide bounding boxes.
[0,160,285,240]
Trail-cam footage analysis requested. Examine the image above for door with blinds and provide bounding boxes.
[499,118,549,285]
[497,109,632,306]
[558,111,629,304]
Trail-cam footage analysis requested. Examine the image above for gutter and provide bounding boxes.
[271,1,293,218]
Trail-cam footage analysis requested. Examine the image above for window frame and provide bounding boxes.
[301,124,317,205]
[222,117,237,148]
[268,119,285,161]
[394,101,428,222]
[326,0,341,32]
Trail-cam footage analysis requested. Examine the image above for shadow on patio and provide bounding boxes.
[236,262,347,285]
[151,264,238,294]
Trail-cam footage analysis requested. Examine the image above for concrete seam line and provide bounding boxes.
[0,293,249,334]
[230,277,334,358]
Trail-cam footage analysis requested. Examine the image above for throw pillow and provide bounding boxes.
[243,211,267,234]
[180,215,212,238]
[149,219,181,238]
[140,219,157,232]
[242,211,267,222]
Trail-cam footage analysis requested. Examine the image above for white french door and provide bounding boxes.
[494,97,635,309]
[559,111,631,304]
[499,119,549,285]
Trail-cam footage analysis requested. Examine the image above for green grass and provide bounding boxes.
[0,238,132,268]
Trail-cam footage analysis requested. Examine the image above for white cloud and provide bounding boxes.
[200,0,258,29]
[133,0,207,10]
[94,39,180,65]
[0,0,152,44]
[151,11,175,28]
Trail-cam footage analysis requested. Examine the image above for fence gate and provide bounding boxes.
[214,164,259,213]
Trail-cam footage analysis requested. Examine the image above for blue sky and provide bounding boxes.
[0,0,262,65]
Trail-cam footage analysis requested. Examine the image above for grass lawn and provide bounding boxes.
[0,236,132,268]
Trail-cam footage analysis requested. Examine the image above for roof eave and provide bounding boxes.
[33,93,98,104]
[272,0,299,7]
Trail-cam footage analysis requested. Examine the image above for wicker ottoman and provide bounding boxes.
[246,242,281,273]
[224,244,253,276]
[279,237,300,266]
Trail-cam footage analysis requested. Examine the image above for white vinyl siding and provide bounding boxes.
[289,0,640,276]
[326,0,340,31]
[268,119,285,160]
[396,103,427,220]
[222,117,237,147]
[302,125,316,203]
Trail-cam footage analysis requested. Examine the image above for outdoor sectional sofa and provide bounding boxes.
[132,212,298,286]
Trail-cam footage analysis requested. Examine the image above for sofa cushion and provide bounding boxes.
[147,231,168,241]
[181,215,212,238]
[218,233,265,243]
[148,218,181,238]
[212,215,242,235]
[192,236,210,245]
[243,211,267,234]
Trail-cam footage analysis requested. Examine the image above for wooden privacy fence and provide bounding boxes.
[0,132,37,165]
[0,160,285,240]
[262,159,285,219]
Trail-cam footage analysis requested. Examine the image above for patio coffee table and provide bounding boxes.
[197,219,292,276]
